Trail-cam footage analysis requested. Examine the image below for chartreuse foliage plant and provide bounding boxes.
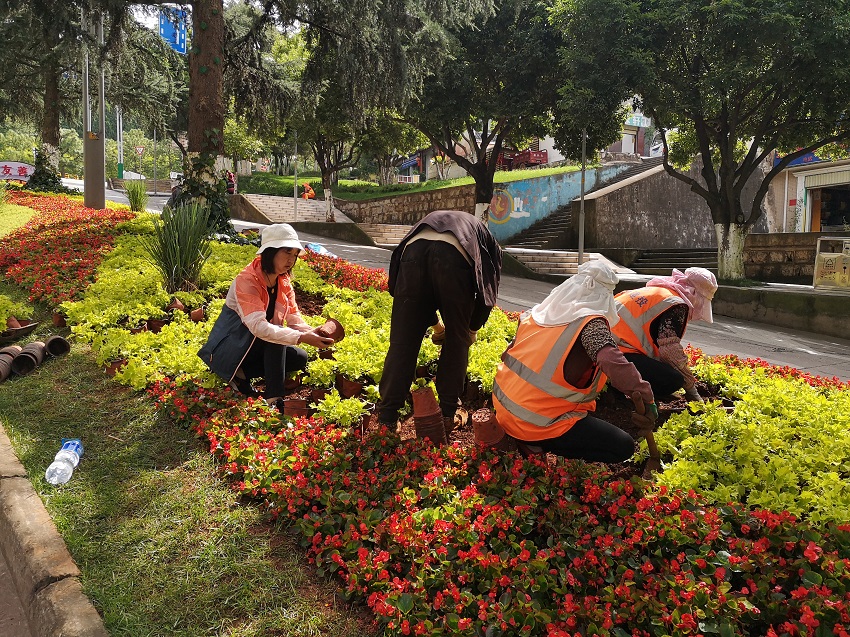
[656,353,850,525]
[0,294,33,331]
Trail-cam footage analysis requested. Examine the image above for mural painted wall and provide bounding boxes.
[486,164,631,242]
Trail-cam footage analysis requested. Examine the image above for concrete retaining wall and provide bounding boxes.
[334,185,477,225]
[744,231,849,284]
[110,178,174,193]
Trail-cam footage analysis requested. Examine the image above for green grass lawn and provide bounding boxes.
[240,164,582,202]
[0,272,374,635]
[0,202,34,236]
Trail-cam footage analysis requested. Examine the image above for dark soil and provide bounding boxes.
[289,288,729,480]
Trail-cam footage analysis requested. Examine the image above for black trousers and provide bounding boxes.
[624,353,685,398]
[241,340,308,398]
[379,240,477,423]
[538,415,636,464]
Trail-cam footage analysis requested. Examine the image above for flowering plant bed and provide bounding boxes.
[6,193,850,636]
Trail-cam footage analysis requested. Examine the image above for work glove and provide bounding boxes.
[431,321,445,346]
[631,393,658,437]
[683,383,703,403]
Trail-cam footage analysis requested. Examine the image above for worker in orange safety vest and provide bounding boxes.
[493,261,657,463]
[612,268,717,402]
[301,182,315,199]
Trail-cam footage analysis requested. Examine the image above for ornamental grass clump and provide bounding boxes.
[139,203,212,293]
[124,179,149,212]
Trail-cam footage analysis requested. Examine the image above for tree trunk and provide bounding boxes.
[41,59,61,172]
[470,161,495,224]
[715,223,747,281]
[187,0,225,156]
[324,187,335,223]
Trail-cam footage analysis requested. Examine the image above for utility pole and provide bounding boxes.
[116,107,124,179]
[578,128,587,268]
[293,131,298,222]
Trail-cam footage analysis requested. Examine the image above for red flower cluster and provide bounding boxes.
[686,345,849,391]
[300,249,388,292]
[0,191,133,305]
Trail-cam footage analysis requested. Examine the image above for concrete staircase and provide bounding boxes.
[505,157,665,250]
[358,223,413,248]
[507,204,573,249]
[242,194,351,223]
[504,248,634,278]
[628,248,718,276]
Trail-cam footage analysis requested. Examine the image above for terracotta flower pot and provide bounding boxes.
[52,311,67,327]
[0,345,22,358]
[314,318,345,343]
[11,341,47,376]
[335,373,364,398]
[6,315,21,329]
[414,412,447,446]
[282,398,313,419]
[129,323,147,334]
[105,359,127,377]
[318,348,335,360]
[147,318,168,333]
[311,387,330,404]
[0,355,13,382]
[411,386,440,417]
[45,335,71,357]
[189,307,205,322]
[472,408,507,448]
[166,297,185,312]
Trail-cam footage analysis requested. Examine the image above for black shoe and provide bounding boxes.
[229,376,259,397]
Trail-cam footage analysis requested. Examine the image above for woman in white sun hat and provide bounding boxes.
[199,224,334,404]
[611,267,718,402]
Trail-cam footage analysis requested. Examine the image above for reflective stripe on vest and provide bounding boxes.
[613,288,684,357]
[493,316,605,432]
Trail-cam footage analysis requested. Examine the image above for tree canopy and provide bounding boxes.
[406,0,563,214]
[551,0,850,278]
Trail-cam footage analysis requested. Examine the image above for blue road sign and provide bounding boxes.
[159,8,187,55]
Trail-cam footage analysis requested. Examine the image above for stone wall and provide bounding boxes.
[744,231,849,283]
[334,185,477,224]
[110,178,174,193]
[582,159,769,250]
[582,169,717,249]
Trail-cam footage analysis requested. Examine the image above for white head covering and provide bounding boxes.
[256,223,303,255]
[531,260,620,327]
[646,267,718,323]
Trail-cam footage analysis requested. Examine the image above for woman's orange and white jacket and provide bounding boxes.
[492,315,607,442]
[198,257,309,383]
[611,287,687,358]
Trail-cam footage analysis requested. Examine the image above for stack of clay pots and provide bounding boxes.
[472,407,516,452]
[411,386,447,446]
[314,318,345,343]
[0,335,71,382]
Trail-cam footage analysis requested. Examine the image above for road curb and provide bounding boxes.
[0,423,108,637]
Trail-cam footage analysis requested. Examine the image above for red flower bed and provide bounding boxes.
[0,192,133,305]
[300,249,389,292]
[151,377,850,637]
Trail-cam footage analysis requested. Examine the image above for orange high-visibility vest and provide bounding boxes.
[492,315,607,442]
[611,287,687,357]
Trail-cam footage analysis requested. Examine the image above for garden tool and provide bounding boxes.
[632,393,661,477]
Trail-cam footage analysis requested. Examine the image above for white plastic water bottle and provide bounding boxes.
[45,439,83,485]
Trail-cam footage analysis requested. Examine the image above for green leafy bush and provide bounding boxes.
[124,179,149,212]
[0,294,33,331]
[138,205,212,293]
